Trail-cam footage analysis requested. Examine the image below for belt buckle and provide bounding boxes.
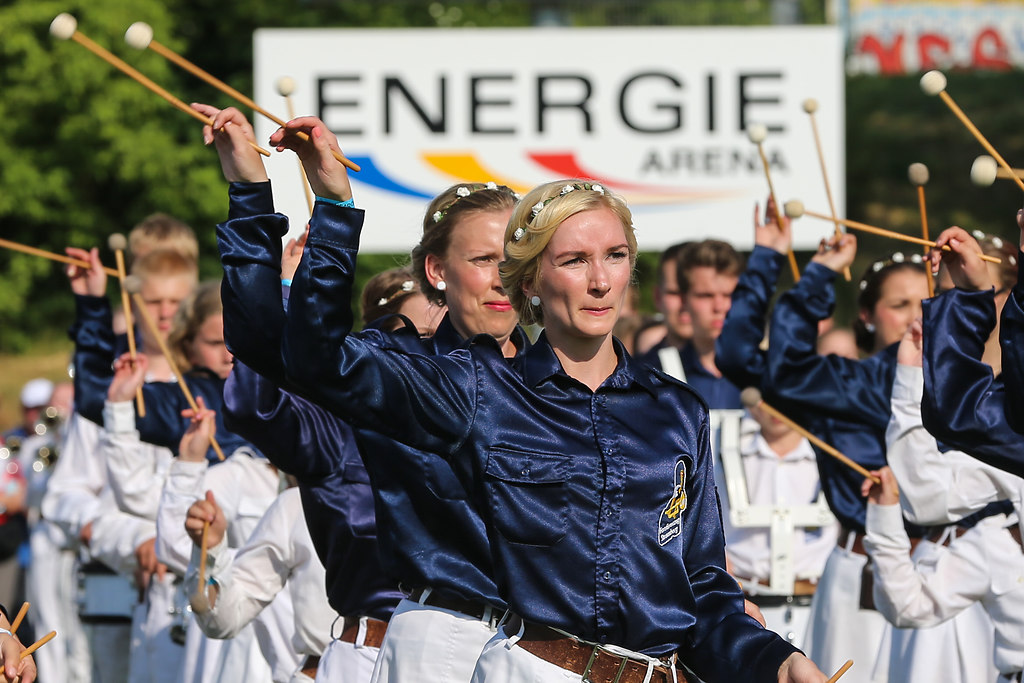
[581,644,600,683]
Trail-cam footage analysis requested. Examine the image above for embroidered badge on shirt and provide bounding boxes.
[658,459,688,546]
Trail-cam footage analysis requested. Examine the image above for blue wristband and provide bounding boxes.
[315,196,354,208]
[281,278,293,287]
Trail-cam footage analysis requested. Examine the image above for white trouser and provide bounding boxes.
[315,637,379,683]
[370,598,500,683]
[27,523,90,683]
[805,544,890,682]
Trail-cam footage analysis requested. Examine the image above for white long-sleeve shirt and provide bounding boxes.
[102,400,174,521]
[886,364,1024,526]
[186,488,335,659]
[864,503,1024,675]
[41,413,105,541]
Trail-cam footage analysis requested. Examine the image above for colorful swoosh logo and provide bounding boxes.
[348,151,744,205]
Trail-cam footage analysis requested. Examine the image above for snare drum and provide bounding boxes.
[76,561,136,623]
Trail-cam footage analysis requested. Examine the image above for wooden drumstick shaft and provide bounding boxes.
[756,399,880,484]
[114,249,146,417]
[130,293,225,460]
[66,31,270,157]
[756,145,801,282]
[916,186,935,297]
[9,602,28,635]
[938,90,1024,194]
[826,660,854,683]
[0,238,118,276]
[801,209,1001,264]
[145,39,360,172]
[197,519,210,595]
[283,93,315,215]
[20,630,57,660]
[807,111,851,281]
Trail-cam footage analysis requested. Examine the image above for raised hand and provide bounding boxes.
[929,227,992,292]
[179,396,216,463]
[185,490,226,550]
[108,352,150,403]
[65,246,106,296]
[810,233,857,274]
[269,116,353,203]
[755,196,793,255]
[191,103,269,184]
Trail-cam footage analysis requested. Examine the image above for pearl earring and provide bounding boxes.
[436,280,447,292]
[865,322,875,333]
[530,295,541,306]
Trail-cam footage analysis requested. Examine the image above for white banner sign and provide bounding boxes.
[254,27,843,253]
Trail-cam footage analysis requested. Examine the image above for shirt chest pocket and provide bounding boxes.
[484,448,569,547]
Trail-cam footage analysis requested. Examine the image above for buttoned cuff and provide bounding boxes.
[191,535,232,580]
[103,400,137,434]
[308,203,365,251]
[166,459,208,493]
[865,502,909,551]
[891,364,924,404]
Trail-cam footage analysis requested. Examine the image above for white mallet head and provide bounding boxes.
[124,22,154,50]
[920,70,947,96]
[802,98,819,114]
[740,387,763,409]
[908,163,930,187]
[746,123,768,144]
[49,13,78,40]
[123,275,143,295]
[276,76,296,97]
[971,155,998,187]
[783,199,805,219]
[107,233,128,252]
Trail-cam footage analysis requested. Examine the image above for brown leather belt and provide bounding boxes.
[339,616,388,649]
[507,616,696,683]
[300,655,319,679]
[408,587,499,622]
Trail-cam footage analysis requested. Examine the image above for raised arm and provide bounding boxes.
[716,199,789,390]
[998,213,1024,429]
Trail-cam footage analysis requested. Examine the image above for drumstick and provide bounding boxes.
[996,167,1024,181]
[190,519,211,612]
[277,76,315,215]
[826,660,854,683]
[124,23,360,173]
[908,164,935,297]
[741,388,881,484]
[0,238,118,277]
[9,602,29,634]
[971,156,998,187]
[49,14,270,158]
[747,124,800,282]
[920,70,1024,194]
[19,630,56,660]
[783,201,1001,264]
[803,98,850,281]
[109,234,146,417]
[127,284,225,461]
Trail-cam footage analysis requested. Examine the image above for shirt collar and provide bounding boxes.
[521,332,658,396]
[430,314,531,358]
[742,432,817,462]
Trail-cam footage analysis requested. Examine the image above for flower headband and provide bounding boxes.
[511,182,606,242]
[858,252,924,290]
[431,182,521,224]
[377,280,416,307]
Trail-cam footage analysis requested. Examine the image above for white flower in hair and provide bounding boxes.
[561,184,575,195]
[432,210,443,223]
[531,201,546,217]
[910,253,922,263]
[892,252,905,263]
[377,297,388,306]
[872,261,884,272]
[456,186,471,198]
[486,182,497,190]
[859,280,868,290]
[993,236,1004,249]
[401,281,414,292]
[513,192,522,200]
[972,229,985,241]
[591,184,605,194]
[513,227,526,242]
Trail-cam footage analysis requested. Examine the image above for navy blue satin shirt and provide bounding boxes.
[69,294,240,463]
[280,203,798,680]
[921,287,1024,476]
[217,182,523,609]
[638,341,742,410]
[715,246,786,391]
[765,262,911,534]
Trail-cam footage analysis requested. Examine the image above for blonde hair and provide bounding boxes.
[500,180,637,326]
[129,248,199,283]
[128,213,198,264]
[167,281,222,372]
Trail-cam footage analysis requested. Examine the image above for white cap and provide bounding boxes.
[20,379,54,408]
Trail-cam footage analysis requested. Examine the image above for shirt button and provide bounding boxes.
[603,571,611,580]
[521,468,529,476]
